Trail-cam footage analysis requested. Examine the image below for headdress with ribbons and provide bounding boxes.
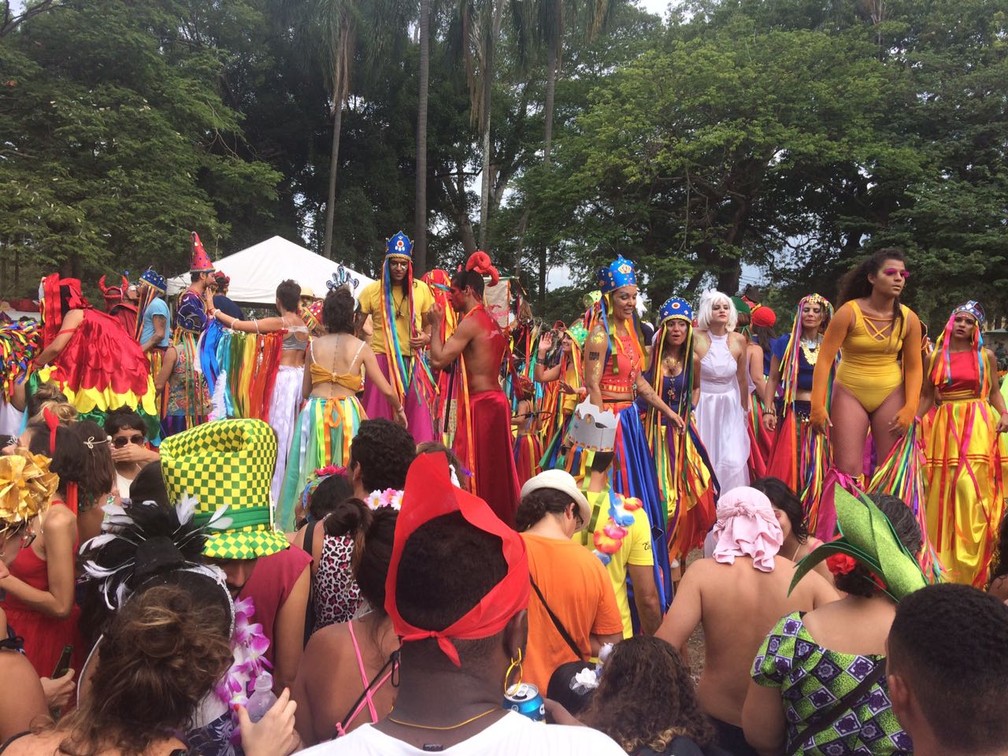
[40,273,88,347]
[140,268,167,293]
[790,485,928,602]
[650,296,694,418]
[133,267,166,341]
[930,300,988,395]
[384,453,529,667]
[779,293,834,407]
[587,256,646,376]
[381,231,416,404]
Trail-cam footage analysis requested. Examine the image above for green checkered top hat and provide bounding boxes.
[159,419,289,560]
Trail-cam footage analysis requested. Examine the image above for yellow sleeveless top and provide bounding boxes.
[308,339,365,391]
[834,301,909,412]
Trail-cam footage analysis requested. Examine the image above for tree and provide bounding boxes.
[413,0,431,274]
[0,0,280,290]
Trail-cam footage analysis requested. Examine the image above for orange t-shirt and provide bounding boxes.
[521,533,623,691]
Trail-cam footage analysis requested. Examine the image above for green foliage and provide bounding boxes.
[0,0,280,296]
[2,0,1007,332]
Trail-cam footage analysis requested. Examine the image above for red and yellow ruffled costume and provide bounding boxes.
[924,348,1005,587]
[35,274,157,429]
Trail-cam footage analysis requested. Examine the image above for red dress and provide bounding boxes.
[2,537,82,678]
[39,309,157,425]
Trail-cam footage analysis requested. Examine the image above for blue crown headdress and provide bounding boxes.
[381,231,417,403]
[659,296,692,325]
[386,231,413,259]
[953,300,985,326]
[596,256,637,294]
[139,268,166,293]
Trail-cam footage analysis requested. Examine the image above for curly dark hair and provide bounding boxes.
[395,511,506,661]
[580,636,715,752]
[104,407,147,437]
[323,285,355,334]
[837,248,907,336]
[515,488,577,532]
[835,492,922,598]
[889,584,1008,753]
[58,584,232,756]
[276,279,301,312]
[752,477,808,544]
[349,419,415,492]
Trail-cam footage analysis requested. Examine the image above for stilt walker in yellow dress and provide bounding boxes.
[920,301,1008,587]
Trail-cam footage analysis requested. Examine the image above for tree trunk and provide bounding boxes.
[413,0,431,275]
[478,0,505,250]
[543,45,558,164]
[534,44,559,309]
[323,102,343,259]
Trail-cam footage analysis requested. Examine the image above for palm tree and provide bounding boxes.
[512,0,614,303]
[315,0,355,259]
[459,0,506,250]
[414,0,431,274]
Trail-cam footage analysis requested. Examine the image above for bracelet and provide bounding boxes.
[762,411,776,417]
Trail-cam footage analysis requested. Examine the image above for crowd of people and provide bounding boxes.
[1,234,1008,755]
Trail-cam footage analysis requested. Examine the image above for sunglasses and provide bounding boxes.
[881,268,911,279]
[112,434,146,449]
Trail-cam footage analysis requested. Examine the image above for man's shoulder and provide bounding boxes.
[147,297,170,315]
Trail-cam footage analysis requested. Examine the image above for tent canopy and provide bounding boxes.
[166,236,374,304]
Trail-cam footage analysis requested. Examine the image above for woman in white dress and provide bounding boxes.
[694,290,751,491]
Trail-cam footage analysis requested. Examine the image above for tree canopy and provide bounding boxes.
[1,0,1006,328]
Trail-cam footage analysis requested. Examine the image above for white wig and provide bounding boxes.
[696,289,737,332]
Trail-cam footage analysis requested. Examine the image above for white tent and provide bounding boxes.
[166,236,374,304]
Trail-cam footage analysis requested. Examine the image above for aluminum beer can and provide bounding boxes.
[503,682,546,721]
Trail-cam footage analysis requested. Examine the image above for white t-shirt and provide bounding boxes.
[297,711,625,755]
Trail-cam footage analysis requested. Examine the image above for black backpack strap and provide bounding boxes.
[529,575,585,660]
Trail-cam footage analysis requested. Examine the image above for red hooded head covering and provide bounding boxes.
[40,273,88,346]
[385,453,528,666]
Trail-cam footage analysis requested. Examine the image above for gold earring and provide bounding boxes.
[504,648,523,694]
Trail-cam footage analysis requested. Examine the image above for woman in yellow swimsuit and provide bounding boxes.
[277,286,405,531]
[811,249,923,479]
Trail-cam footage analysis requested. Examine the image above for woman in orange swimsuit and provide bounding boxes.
[277,286,405,532]
[811,249,923,480]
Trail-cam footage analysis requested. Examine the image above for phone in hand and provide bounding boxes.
[52,644,73,679]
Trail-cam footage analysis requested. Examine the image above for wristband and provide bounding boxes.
[762,411,776,417]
